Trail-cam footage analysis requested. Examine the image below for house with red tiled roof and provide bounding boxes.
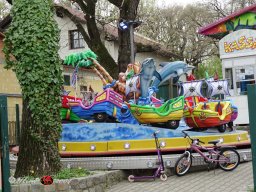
[198,3,256,125]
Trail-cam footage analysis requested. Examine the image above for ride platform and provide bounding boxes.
[58,122,250,157]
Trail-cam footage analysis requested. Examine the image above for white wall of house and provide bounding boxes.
[55,15,89,60]
[54,14,172,98]
[219,29,256,125]
[54,14,170,70]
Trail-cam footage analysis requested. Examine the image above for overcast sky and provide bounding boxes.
[157,0,201,7]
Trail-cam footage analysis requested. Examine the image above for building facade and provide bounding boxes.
[0,5,173,114]
[199,4,256,125]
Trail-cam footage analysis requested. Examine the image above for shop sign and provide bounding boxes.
[219,29,256,58]
[224,36,256,53]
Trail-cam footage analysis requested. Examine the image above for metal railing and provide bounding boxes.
[8,121,22,146]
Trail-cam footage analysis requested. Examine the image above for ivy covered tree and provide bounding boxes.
[4,0,63,177]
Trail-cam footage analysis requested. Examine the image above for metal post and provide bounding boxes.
[15,104,20,145]
[168,78,173,99]
[129,24,135,64]
[247,84,256,191]
[0,96,10,192]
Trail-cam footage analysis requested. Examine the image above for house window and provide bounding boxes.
[69,30,84,49]
[80,85,87,92]
[225,68,233,90]
[63,74,71,86]
[234,65,255,95]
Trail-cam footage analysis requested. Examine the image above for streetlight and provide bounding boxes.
[118,19,142,64]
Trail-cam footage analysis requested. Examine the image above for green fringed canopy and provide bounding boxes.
[64,50,98,68]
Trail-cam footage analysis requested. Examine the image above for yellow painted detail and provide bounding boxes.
[95,92,107,102]
[58,142,108,152]
[113,107,117,117]
[184,101,232,120]
[59,131,250,154]
[173,100,182,108]
[133,110,184,123]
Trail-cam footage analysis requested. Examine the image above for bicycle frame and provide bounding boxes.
[175,130,239,177]
[181,130,232,164]
[188,143,230,164]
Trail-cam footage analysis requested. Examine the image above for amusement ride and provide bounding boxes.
[58,50,250,171]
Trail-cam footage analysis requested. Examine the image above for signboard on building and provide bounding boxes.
[219,29,256,59]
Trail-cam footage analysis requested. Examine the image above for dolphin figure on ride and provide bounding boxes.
[139,58,162,98]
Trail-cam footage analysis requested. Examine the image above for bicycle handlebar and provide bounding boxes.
[152,130,160,137]
[182,130,190,139]
[182,130,205,144]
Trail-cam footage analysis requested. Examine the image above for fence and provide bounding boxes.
[8,121,21,146]
[0,95,11,192]
[0,104,21,146]
[7,104,21,146]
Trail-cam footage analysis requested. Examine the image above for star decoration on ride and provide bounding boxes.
[199,112,207,120]
[217,85,223,91]
[189,86,195,93]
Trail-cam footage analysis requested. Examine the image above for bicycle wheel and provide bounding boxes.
[174,153,192,176]
[218,148,240,171]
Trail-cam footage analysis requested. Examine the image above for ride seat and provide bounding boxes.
[201,102,209,110]
[157,100,170,114]
[215,102,224,115]
[208,140,220,145]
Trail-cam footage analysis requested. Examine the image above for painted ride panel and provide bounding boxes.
[180,79,238,131]
[62,95,82,108]
[128,96,184,124]
[58,123,250,157]
[59,52,245,159]
[61,95,82,122]
[61,108,81,123]
[68,88,123,121]
[184,97,232,128]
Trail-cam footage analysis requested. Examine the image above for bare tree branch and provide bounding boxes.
[55,5,92,47]
[74,0,90,14]
[107,0,122,8]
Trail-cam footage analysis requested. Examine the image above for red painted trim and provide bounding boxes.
[185,115,231,128]
[198,4,256,35]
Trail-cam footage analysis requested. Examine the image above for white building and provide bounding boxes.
[219,29,256,125]
[198,4,256,125]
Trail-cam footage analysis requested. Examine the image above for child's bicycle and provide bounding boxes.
[174,130,240,176]
[128,130,168,182]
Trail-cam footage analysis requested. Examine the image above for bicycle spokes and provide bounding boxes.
[218,149,240,171]
[176,156,191,175]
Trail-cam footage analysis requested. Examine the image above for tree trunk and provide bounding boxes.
[56,2,118,78]
[85,12,118,78]
[118,0,140,73]
[15,99,61,177]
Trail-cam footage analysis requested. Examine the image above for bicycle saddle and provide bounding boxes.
[208,139,221,145]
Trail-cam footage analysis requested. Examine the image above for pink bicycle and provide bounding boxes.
[174,130,240,176]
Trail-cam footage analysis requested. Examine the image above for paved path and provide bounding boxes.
[107,162,253,192]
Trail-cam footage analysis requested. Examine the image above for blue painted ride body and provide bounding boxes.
[71,101,118,120]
